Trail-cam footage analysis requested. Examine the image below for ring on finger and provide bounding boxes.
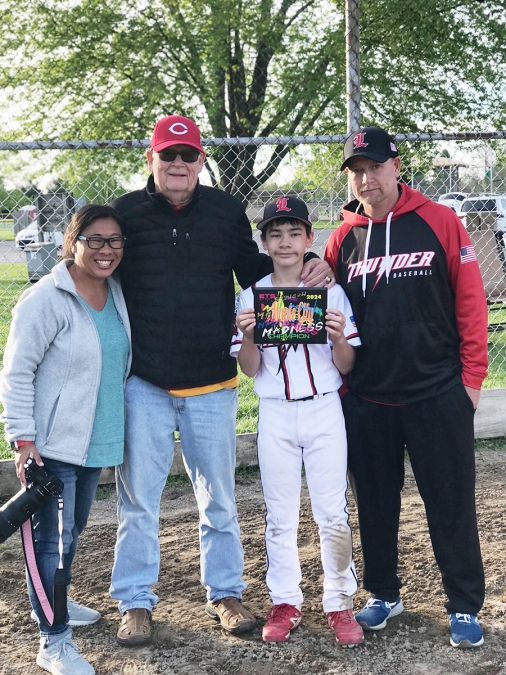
[325,275,332,284]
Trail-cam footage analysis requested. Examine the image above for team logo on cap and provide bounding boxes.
[276,198,291,212]
[169,122,188,135]
[390,142,397,152]
[353,132,368,149]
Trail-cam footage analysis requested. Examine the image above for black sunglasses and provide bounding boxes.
[157,148,200,163]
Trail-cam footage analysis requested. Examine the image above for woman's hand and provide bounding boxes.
[14,444,43,486]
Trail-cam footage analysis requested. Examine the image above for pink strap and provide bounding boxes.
[21,519,54,624]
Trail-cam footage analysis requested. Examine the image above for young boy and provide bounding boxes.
[231,197,363,646]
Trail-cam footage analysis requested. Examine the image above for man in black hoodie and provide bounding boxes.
[109,114,333,645]
[325,127,488,649]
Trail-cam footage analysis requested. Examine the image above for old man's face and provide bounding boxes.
[147,145,205,206]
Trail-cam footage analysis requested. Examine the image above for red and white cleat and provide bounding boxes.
[262,604,302,642]
[327,609,365,647]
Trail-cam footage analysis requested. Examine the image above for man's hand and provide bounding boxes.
[301,259,335,288]
[464,385,480,409]
[236,308,256,342]
[14,444,43,486]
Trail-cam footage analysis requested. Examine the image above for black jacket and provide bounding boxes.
[111,176,273,389]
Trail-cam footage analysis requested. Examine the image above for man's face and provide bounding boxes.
[346,156,401,217]
[147,144,205,204]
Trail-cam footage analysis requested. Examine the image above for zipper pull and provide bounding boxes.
[172,228,177,245]
[186,232,190,240]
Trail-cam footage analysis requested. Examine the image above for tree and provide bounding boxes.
[1,0,505,202]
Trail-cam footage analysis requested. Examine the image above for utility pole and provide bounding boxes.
[345,0,360,200]
[346,0,361,133]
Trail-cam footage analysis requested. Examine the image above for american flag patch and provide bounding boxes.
[460,246,477,263]
[350,315,357,328]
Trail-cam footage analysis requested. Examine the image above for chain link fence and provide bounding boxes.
[0,132,505,442]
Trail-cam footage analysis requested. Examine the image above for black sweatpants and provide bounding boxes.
[342,383,485,615]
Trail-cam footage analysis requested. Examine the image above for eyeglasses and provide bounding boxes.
[157,148,200,163]
[77,235,126,249]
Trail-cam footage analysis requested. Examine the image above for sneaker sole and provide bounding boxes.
[450,636,484,649]
[116,633,152,647]
[262,631,291,642]
[262,618,302,642]
[358,600,404,631]
[36,654,95,675]
[31,610,100,627]
[336,635,365,647]
[205,604,257,634]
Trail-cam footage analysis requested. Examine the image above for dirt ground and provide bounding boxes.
[1,448,506,675]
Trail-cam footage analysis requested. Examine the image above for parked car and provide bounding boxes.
[14,222,39,250]
[15,223,65,251]
[437,192,468,212]
[456,195,506,233]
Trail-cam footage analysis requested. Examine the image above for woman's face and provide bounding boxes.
[71,218,124,280]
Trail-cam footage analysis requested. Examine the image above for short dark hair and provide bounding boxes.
[260,217,312,241]
[62,204,126,259]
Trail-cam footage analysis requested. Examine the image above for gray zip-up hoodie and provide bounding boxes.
[0,260,131,465]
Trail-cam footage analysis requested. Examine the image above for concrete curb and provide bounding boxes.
[0,389,504,498]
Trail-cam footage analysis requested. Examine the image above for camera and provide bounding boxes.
[0,457,64,544]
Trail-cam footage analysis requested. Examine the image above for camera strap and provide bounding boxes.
[20,497,67,626]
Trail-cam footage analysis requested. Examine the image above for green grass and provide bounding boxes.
[0,264,33,459]
[165,472,191,487]
[95,485,115,500]
[0,220,15,242]
[475,436,506,451]
[485,304,506,388]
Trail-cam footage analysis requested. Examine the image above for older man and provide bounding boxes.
[109,115,332,644]
[325,127,488,649]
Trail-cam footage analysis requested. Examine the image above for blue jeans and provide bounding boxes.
[27,458,102,636]
[110,375,246,612]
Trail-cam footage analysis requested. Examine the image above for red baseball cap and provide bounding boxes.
[150,115,204,153]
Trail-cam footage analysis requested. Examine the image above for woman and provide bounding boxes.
[0,204,131,675]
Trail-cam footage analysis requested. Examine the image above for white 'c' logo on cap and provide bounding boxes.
[169,122,188,135]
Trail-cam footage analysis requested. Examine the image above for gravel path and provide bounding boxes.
[1,448,505,674]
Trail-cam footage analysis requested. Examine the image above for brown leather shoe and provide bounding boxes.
[117,608,152,646]
[205,597,257,634]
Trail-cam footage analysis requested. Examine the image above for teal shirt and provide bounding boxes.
[82,291,129,467]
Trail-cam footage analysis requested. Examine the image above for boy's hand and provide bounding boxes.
[326,308,347,344]
[236,308,256,342]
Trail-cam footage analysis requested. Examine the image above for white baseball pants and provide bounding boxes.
[257,392,358,612]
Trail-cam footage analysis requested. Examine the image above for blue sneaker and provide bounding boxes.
[449,613,484,648]
[355,597,404,630]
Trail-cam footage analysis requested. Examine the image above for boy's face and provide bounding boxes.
[261,220,314,269]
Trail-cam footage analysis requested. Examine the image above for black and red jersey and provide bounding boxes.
[324,184,488,404]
